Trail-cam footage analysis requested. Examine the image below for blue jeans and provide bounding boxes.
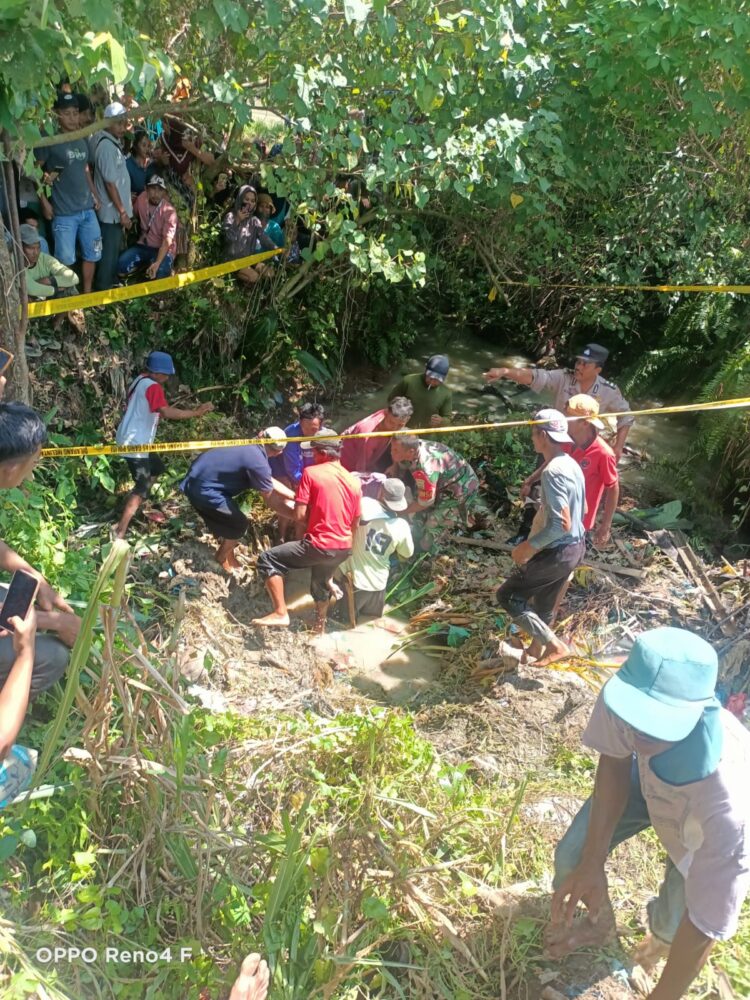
[51,209,102,264]
[117,244,173,279]
[554,760,686,944]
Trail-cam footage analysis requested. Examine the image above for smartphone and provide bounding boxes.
[0,349,13,376]
[0,571,39,632]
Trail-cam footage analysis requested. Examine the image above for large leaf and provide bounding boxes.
[109,36,128,83]
[295,350,332,387]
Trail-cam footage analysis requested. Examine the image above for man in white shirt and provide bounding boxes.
[338,479,414,618]
[545,627,750,999]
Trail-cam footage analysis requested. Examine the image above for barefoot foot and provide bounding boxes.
[219,552,242,572]
[251,612,290,627]
[229,953,270,1000]
[533,636,571,667]
[632,932,670,973]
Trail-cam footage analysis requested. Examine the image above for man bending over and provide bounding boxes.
[546,627,750,1000]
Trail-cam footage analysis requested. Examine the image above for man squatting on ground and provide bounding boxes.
[180,428,296,572]
[0,404,81,719]
[114,351,214,539]
[253,429,362,632]
[546,627,750,1000]
[20,224,79,301]
[495,410,586,665]
[337,478,414,619]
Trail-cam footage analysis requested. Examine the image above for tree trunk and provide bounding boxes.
[0,131,31,403]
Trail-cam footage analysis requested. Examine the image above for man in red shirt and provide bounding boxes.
[253,429,362,632]
[564,394,619,548]
[340,397,413,473]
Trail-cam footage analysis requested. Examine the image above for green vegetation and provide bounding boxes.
[2,1,750,996]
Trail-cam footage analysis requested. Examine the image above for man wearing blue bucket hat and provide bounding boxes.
[545,627,750,998]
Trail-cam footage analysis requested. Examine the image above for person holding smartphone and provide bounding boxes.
[0,402,80,696]
[0,607,38,807]
[221,185,277,285]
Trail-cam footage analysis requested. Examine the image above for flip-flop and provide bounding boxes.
[143,509,167,524]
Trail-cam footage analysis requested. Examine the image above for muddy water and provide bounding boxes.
[334,329,695,490]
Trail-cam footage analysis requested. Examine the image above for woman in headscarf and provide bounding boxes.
[221,185,277,285]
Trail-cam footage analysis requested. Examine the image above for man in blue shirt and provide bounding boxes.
[271,402,325,486]
[181,428,295,571]
[495,409,585,666]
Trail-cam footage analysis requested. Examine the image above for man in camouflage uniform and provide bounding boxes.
[484,343,634,459]
[389,434,480,550]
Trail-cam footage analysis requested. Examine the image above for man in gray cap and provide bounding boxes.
[20,223,79,301]
[388,354,453,429]
[253,429,362,632]
[91,102,133,291]
[484,342,634,460]
[545,626,750,999]
[337,478,414,619]
[495,409,585,665]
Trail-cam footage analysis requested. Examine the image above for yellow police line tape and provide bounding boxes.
[40,394,750,459]
[489,280,750,298]
[26,248,284,319]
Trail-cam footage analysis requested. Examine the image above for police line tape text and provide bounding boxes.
[36,946,194,964]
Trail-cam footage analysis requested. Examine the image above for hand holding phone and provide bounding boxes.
[0,349,13,376]
[0,571,40,634]
[10,607,37,656]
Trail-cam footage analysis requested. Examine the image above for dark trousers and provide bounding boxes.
[496,539,585,644]
[94,221,124,291]
[257,539,351,602]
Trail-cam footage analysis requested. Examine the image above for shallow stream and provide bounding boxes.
[333,329,696,491]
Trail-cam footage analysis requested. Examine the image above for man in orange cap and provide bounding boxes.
[564,394,619,548]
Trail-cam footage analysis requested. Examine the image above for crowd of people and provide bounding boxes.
[0,335,748,1000]
[1,84,309,320]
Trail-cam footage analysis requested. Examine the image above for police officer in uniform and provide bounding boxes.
[484,343,634,541]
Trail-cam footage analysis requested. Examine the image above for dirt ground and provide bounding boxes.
[129,474,749,1000]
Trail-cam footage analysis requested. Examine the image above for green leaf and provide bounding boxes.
[109,37,128,83]
[362,894,389,921]
[446,625,471,648]
[0,834,20,862]
[295,350,333,386]
[212,0,249,32]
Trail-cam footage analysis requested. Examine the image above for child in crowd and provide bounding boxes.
[114,351,213,538]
